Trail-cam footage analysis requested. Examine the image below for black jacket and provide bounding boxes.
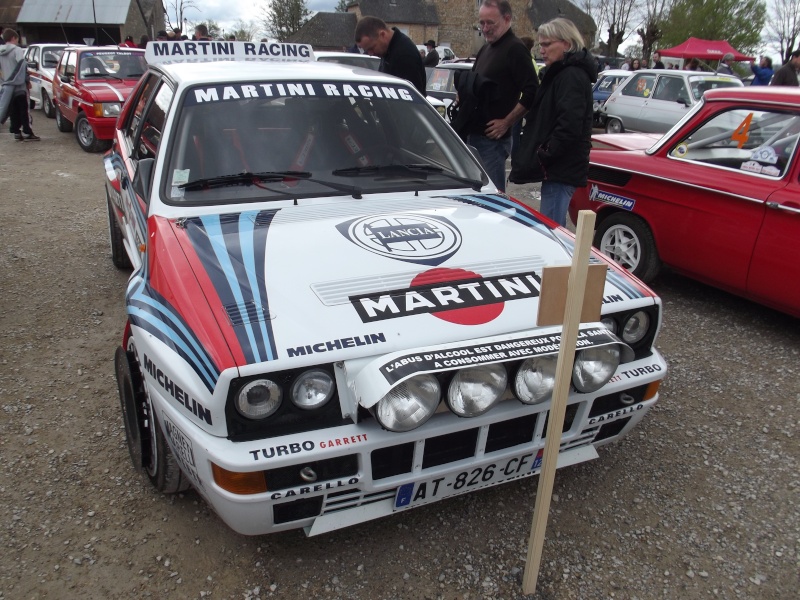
[509,49,597,186]
[380,28,427,96]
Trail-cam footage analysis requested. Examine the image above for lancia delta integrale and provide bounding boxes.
[106,41,667,535]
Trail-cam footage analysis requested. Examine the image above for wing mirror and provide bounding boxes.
[27,60,39,70]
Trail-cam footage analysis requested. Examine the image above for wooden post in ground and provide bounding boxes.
[522,210,598,595]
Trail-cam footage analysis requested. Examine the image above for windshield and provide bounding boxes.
[688,76,743,101]
[79,51,147,79]
[42,46,65,68]
[165,79,487,204]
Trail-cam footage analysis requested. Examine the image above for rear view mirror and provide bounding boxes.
[27,60,39,70]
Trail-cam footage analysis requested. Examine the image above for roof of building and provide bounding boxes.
[17,0,130,24]
[528,0,596,36]
[286,11,357,48]
[351,0,439,26]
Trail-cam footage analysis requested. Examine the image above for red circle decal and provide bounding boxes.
[410,267,504,325]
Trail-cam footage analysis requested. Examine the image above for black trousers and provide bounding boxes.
[9,94,33,135]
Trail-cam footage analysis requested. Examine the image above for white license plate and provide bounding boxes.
[393,449,544,510]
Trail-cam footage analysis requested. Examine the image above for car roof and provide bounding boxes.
[314,51,378,60]
[598,69,631,77]
[434,62,473,71]
[152,59,411,88]
[703,86,800,105]
[75,46,144,54]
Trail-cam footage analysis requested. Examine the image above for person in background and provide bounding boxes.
[749,56,774,85]
[465,0,537,192]
[509,17,596,226]
[620,58,631,71]
[716,52,736,76]
[511,35,540,153]
[652,51,665,69]
[120,35,137,48]
[194,24,212,41]
[156,30,169,41]
[631,58,641,70]
[770,50,800,86]
[138,34,149,48]
[354,16,426,95]
[686,57,701,71]
[423,40,439,67]
[0,28,39,141]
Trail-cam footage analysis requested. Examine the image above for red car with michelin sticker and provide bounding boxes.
[571,86,800,317]
[52,46,146,152]
[105,40,667,535]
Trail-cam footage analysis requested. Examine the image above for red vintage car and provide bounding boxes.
[52,46,146,152]
[570,87,800,318]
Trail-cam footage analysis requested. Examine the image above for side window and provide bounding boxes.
[652,76,689,103]
[621,74,656,98]
[669,108,800,178]
[27,47,38,64]
[58,51,69,77]
[65,51,77,77]
[125,74,161,143]
[134,84,174,160]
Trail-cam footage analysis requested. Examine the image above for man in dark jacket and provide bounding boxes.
[509,18,597,226]
[467,0,538,192]
[355,17,426,96]
[770,50,800,87]
[423,40,439,67]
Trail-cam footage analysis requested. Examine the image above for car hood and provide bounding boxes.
[80,79,139,102]
[160,193,651,375]
[592,133,661,151]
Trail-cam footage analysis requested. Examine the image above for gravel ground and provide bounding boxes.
[1,126,797,600]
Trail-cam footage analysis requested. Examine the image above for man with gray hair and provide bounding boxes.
[716,52,737,76]
[466,0,538,192]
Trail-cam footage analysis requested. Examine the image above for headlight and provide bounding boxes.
[446,364,507,417]
[235,379,282,419]
[375,374,440,432]
[96,102,121,117]
[622,311,650,344]
[290,369,334,410]
[572,345,621,393]
[514,355,557,404]
[601,316,617,334]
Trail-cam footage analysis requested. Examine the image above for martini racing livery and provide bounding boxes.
[106,41,667,536]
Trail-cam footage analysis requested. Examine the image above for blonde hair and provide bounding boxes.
[537,18,584,54]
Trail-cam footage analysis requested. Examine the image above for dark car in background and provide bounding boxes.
[592,69,630,126]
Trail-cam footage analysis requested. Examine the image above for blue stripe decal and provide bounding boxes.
[447,194,552,234]
[183,211,278,365]
[200,215,263,363]
[126,276,221,391]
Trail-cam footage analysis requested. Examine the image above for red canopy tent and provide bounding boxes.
[658,38,754,61]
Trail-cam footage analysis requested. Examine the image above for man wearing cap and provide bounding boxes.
[423,40,439,67]
[716,52,737,76]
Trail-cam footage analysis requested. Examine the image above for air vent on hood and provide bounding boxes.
[311,256,547,306]
[225,301,272,326]
[588,166,632,187]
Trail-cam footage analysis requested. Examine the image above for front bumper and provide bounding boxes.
[149,349,666,536]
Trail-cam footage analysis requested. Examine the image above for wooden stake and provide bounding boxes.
[522,210,597,595]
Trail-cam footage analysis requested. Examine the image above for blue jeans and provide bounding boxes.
[540,181,576,226]
[468,133,511,192]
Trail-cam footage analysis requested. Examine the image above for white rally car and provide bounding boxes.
[25,43,76,118]
[105,41,667,536]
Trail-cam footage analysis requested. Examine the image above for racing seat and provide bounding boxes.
[81,56,108,76]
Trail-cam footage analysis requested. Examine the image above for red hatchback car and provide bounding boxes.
[52,46,146,152]
[571,87,800,318]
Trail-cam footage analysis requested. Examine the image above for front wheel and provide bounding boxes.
[75,112,110,152]
[55,106,73,132]
[115,345,190,494]
[41,90,55,118]
[594,212,661,282]
[605,117,624,134]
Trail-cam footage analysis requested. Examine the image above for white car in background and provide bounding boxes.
[25,43,76,118]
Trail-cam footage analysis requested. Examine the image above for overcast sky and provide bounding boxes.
[180,1,341,36]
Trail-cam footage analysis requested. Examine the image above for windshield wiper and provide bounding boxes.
[331,163,483,191]
[179,170,362,198]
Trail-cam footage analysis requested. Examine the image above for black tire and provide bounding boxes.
[115,345,190,494]
[41,90,55,119]
[55,106,73,132]
[605,117,624,134]
[106,189,131,269]
[75,112,110,153]
[594,212,661,282]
